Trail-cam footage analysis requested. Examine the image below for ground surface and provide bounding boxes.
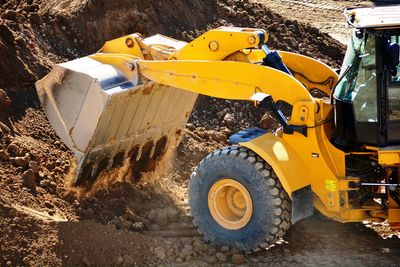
[0,0,400,266]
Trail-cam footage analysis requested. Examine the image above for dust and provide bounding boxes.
[72,131,183,199]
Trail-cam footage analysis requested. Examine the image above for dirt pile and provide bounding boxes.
[37,0,345,65]
[0,0,63,100]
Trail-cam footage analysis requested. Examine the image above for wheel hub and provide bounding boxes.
[208,179,253,230]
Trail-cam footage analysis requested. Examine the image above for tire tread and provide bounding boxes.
[189,146,292,252]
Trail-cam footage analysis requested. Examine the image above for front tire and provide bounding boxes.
[188,146,291,252]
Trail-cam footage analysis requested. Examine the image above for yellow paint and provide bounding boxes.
[137,60,313,106]
[378,151,400,166]
[171,27,267,60]
[245,49,339,95]
[241,133,312,196]
[208,178,253,230]
[98,33,144,59]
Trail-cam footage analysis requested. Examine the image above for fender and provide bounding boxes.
[238,131,313,223]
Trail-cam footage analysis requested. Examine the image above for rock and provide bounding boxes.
[131,222,144,231]
[29,161,39,173]
[30,153,41,164]
[125,209,140,222]
[39,179,49,188]
[122,255,135,266]
[194,129,205,138]
[175,258,182,263]
[154,247,166,260]
[29,12,42,25]
[230,248,240,254]
[193,240,202,248]
[13,155,29,167]
[1,10,17,21]
[220,246,230,252]
[17,147,27,157]
[184,255,192,261]
[114,256,123,266]
[231,254,245,265]
[193,240,206,253]
[208,246,216,255]
[116,218,132,231]
[0,150,9,161]
[220,127,232,136]
[206,130,226,142]
[223,113,236,127]
[44,201,54,209]
[215,252,227,262]
[6,143,19,157]
[21,169,36,190]
[207,256,217,264]
[179,244,193,258]
[216,110,225,119]
[166,208,178,223]
[186,123,195,131]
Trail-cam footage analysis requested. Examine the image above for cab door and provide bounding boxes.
[386,33,400,144]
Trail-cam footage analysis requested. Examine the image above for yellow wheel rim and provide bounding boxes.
[208,178,253,230]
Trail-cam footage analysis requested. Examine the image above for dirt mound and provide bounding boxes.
[37,0,345,64]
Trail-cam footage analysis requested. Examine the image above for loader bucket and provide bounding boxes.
[36,56,198,184]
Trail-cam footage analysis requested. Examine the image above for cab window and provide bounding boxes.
[334,33,377,122]
[388,34,400,121]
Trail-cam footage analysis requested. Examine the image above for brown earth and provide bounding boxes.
[0,0,400,266]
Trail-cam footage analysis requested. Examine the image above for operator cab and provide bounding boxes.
[333,5,400,147]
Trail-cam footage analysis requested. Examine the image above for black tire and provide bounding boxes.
[188,145,291,252]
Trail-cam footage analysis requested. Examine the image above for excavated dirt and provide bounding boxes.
[1,0,400,266]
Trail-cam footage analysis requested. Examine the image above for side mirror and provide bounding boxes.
[387,42,399,76]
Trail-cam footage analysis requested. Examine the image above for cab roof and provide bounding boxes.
[345,5,400,29]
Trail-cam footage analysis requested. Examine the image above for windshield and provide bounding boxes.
[334,32,377,122]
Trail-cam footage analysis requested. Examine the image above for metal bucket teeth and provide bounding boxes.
[36,56,198,184]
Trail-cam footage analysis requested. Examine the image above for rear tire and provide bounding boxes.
[188,146,291,252]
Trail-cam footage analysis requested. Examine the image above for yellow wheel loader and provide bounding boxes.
[36,5,400,251]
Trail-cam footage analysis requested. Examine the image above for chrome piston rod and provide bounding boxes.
[361,182,400,187]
